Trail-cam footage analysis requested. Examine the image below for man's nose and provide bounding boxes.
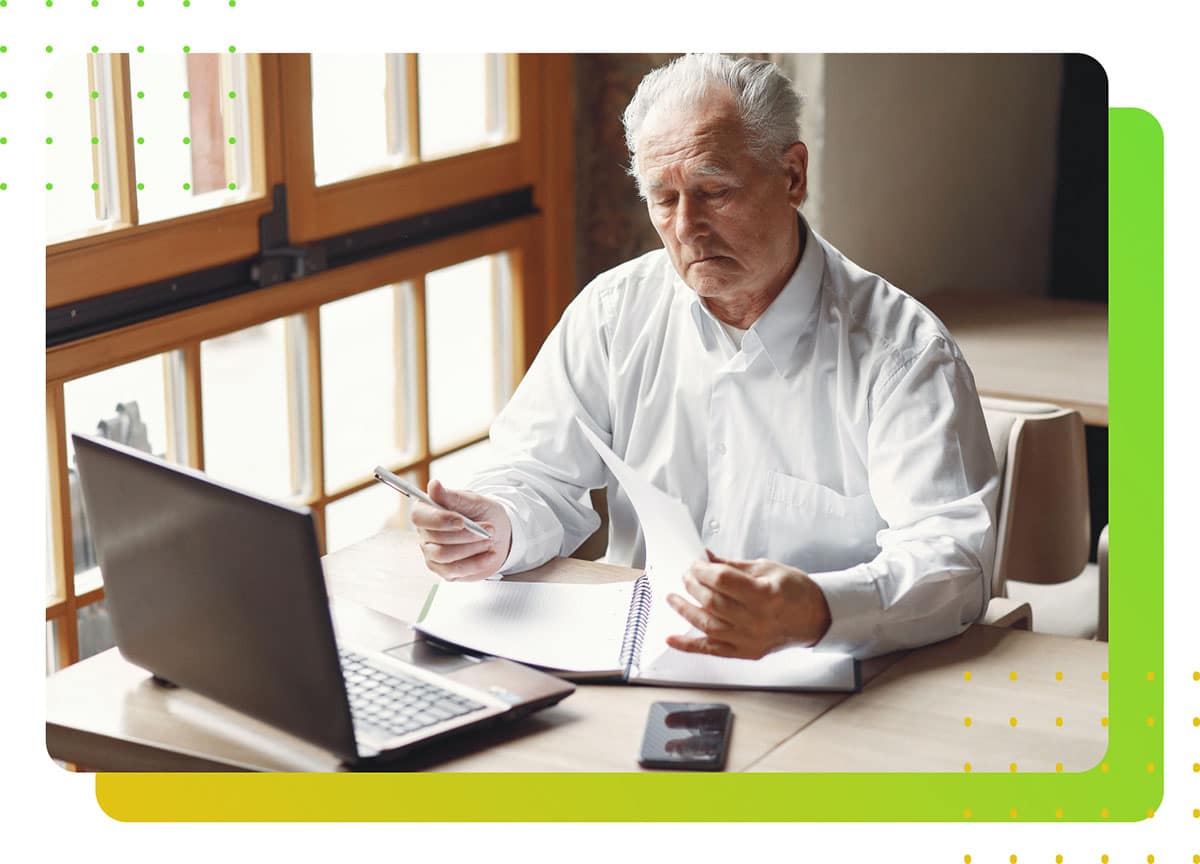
[674,195,708,245]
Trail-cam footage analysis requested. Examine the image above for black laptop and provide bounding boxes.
[71,434,574,767]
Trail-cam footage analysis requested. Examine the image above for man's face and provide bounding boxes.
[637,95,807,307]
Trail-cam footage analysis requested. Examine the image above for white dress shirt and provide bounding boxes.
[467,222,999,659]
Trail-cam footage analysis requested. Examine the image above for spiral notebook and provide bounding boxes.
[414,575,860,691]
[414,419,859,691]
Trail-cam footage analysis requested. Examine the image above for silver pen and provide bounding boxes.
[373,466,493,540]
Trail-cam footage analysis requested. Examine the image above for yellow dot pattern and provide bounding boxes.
[1009,762,1018,772]
[1010,855,1017,863]
[1009,716,1018,727]
[1055,808,1063,818]
[1009,808,1017,819]
[1056,716,1063,726]
[1055,762,1064,772]
[963,671,971,681]
[1100,762,1109,773]
[1146,715,1155,727]
[1101,716,1109,727]
[1056,857,1063,864]
[963,716,972,727]
[1101,671,1109,681]
[963,762,971,773]
[1056,671,1063,680]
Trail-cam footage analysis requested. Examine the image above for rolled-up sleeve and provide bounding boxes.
[807,337,999,658]
[466,282,616,574]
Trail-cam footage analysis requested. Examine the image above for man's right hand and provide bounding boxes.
[411,479,512,581]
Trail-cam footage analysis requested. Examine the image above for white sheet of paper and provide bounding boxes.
[576,420,705,653]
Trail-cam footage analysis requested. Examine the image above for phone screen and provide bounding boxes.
[638,701,732,770]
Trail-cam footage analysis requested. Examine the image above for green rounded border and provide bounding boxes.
[93,107,1163,823]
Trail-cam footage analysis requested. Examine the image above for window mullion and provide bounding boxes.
[46,382,80,666]
[412,276,430,492]
[110,53,139,227]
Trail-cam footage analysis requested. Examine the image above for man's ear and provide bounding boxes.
[782,141,808,207]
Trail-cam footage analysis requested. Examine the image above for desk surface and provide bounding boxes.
[46,530,1108,772]
[926,294,1108,427]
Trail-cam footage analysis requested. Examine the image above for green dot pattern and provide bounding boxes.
[91,91,100,100]
[46,183,53,190]
[183,91,190,99]
[91,182,98,190]
[228,91,236,99]
[91,46,99,53]
[45,137,53,145]
[91,137,98,145]
[0,137,6,145]
[137,46,145,53]
[137,91,144,99]
[137,182,145,190]
[45,91,53,99]
[137,137,144,145]
[45,46,53,54]
[228,182,237,190]
[0,184,7,191]
[228,136,236,144]
[183,183,191,190]
[183,46,190,53]
[183,136,191,144]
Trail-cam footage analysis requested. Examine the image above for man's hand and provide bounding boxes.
[411,480,512,581]
[665,550,832,659]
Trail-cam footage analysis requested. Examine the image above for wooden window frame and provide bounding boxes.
[280,54,547,243]
[45,53,575,671]
[46,54,285,308]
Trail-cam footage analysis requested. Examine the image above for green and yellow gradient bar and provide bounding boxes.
[95,107,1164,822]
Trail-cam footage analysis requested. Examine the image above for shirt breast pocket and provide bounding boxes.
[764,469,883,573]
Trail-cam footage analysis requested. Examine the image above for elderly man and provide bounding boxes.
[412,54,999,660]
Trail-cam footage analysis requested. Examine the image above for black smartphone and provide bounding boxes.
[637,701,733,771]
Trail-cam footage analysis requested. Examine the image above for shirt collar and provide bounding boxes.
[685,215,825,372]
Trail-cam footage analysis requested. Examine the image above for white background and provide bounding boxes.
[3,1,1196,861]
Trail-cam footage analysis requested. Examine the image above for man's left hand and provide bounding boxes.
[665,550,832,659]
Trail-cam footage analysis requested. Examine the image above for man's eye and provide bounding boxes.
[652,196,677,207]
[701,187,730,200]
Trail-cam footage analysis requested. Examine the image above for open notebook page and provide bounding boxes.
[414,580,635,674]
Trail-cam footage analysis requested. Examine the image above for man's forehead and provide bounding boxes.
[637,101,749,177]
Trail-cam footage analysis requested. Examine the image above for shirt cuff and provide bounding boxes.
[806,564,884,657]
[490,496,526,579]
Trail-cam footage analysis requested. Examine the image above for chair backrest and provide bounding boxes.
[981,397,1090,596]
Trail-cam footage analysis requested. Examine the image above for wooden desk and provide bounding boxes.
[925,294,1108,426]
[46,531,1108,772]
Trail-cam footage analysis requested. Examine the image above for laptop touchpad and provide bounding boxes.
[384,639,481,674]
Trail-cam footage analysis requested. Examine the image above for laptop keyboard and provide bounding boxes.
[338,648,487,739]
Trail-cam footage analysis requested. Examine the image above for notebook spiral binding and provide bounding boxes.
[618,573,653,678]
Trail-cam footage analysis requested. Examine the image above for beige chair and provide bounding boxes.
[980,397,1105,639]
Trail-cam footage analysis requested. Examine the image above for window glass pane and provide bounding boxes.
[64,353,174,593]
[46,54,113,243]
[311,54,400,186]
[321,284,415,491]
[128,52,254,224]
[426,255,502,451]
[202,318,304,501]
[324,479,412,554]
[429,440,498,491]
[46,621,61,676]
[418,53,508,160]
[77,599,116,662]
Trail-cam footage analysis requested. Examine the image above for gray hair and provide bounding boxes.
[622,53,803,197]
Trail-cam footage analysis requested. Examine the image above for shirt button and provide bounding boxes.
[708,519,720,533]
[715,442,727,455]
